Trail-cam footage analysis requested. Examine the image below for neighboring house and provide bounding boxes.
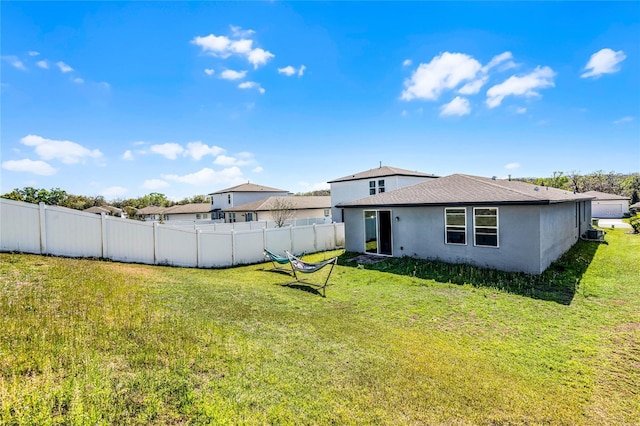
[136,206,165,221]
[328,165,438,222]
[83,205,125,217]
[582,191,630,218]
[630,202,640,214]
[337,174,593,274]
[208,182,290,222]
[162,203,213,222]
[224,196,331,223]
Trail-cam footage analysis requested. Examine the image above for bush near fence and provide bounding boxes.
[0,199,345,268]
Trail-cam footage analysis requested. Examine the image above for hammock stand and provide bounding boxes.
[263,249,293,274]
[285,251,338,297]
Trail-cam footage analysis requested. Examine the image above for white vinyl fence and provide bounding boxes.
[0,199,345,268]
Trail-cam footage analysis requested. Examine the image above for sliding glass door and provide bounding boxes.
[364,210,392,256]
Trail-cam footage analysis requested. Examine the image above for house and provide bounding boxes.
[337,173,593,274]
[630,202,640,214]
[136,205,165,221]
[208,182,290,222]
[582,191,630,218]
[83,205,125,217]
[223,196,331,223]
[161,203,213,222]
[328,165,438,222]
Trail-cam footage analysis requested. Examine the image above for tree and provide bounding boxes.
[270,198,296,228]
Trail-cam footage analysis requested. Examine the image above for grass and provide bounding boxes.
[1,228,639,424]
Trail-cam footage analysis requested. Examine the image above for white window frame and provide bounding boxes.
[473,207,499,248]
[444,207,467,245]
[378,179,385,193]
[369,180,376,195]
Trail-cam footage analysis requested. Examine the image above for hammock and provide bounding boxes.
[285,251,338,297]
[263,249,292,274]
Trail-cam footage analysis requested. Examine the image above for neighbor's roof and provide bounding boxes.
[337,174,594,208]
[136,206,165,215]
[225,196,331,212]
[327,166,438,183]
[581,191,630,201]
[84,205,123,215]
[162,203,212,214]
[209,182,288,195]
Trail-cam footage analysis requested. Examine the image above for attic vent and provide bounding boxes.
[491,176,497,180]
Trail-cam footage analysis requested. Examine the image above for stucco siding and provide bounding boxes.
[539,203,580,272]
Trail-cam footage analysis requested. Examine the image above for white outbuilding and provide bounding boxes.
[583,191,630,218]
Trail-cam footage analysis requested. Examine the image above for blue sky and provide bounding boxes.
[2,1,639,201]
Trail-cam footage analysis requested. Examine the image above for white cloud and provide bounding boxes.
[142,179,170,190]
[440,96,471,117]
[581,48,626,78]
[36,60,49,69]
[204,68,215,76]
[122,150,134,160]
[486,66,555,108]
[73,77,84,84]
[20,134,102,164]
[191,29,274,69]
[56,61,73,73]
[2,159,57,176]
[516,107,527,114]
[238,81,265,93]
[401,52,482,101]
[133,141,146,146]
[483,51,517,72]
[458,76,488,95]
[613,116,634,124]
[162,166,244,186]
[214,153,255,167]
[298,65,306,77]
[299,180,330,191]
[101,186,128,199]
[185,141,224,160]
[220,69,247,80]
[247,48,275,69]
[150,143,184,160]
[28,51,40,56]
[504,162,521,170]
[402,59,412,67]
[401,110,408,117]
[278,65,296,76]
[2,56,27,71]
[252,166,264,173]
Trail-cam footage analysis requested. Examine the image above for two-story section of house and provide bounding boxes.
[328,166,438,222]
[208,182,290,222]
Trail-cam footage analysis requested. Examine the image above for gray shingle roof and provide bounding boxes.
[209,183,288,195]
[162,203,212,214]
[327,166,438,183]
[136,206,166,215]
[337,174,594,207]
[581,191,630,201]
[225,196,331,212]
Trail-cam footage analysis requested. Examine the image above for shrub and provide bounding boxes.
[630,216,640,234]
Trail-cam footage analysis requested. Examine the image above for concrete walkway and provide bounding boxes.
[596,218,632,229]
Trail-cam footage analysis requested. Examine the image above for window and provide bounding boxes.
[324,208,330,217]
[246,212,253,221]
[445,208,466,244]
[228,212,236,223]
[228,194,231,204]
[369,180,376,195]
[196,214,202,220]
[474,208,498,247]
[203,213,209,219]
[378,180,385,193]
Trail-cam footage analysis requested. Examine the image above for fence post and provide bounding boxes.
[231,230,236,266]
[289,225,294,254]
[196,229,201,268]
[101,213,108,259]
[263,227,267,251]
[153,222,159,265]
[38,202,47,255]
[334,223,338,248]
[313,223,318,252]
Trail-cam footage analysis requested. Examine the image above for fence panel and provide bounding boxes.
[315,224,337,252]
[156,226,197,267]
[0,199,41,253]
[199,232,233,267]
[45,207,102,258]
[233,230,265,265]
[106,217,155,264]
[292,226,316,255]
[263,227,292,256]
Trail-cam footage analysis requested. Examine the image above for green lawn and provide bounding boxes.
[1,229,638,425]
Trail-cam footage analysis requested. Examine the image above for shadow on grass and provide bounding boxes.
[338,240,603,305]
[280,282,324,297]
